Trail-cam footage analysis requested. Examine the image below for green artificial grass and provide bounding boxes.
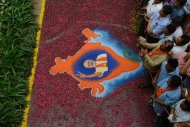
[0,0,37,126]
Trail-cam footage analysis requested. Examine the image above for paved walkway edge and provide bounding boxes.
[21,0,46,126]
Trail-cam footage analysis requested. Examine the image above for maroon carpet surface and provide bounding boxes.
[28,0,155,126]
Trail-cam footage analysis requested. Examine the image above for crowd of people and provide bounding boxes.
[137,0,190,126]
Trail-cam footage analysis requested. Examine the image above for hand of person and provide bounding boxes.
[144,15,149,21]
[152,79,156,85]
[172,113,177,121]
[150,94,155,100]
[76,71,87,78]
[140,8,147,15]
[168,51,173,59]
[139,48,147,56]
[147,27,152,34]
[174,123,180,127]
[141,48,148,55]
[187,72,190,77]
[182,88,187,98]
[146,27,151,34]
[140,12,146,16]
[147,28,157,38]
[184,53,190,62]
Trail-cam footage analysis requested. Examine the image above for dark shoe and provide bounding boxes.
[138,83,150,89]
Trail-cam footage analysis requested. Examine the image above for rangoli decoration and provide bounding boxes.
[50,28,142,97]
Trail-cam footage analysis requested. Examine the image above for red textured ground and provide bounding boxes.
[28,0,155,126]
